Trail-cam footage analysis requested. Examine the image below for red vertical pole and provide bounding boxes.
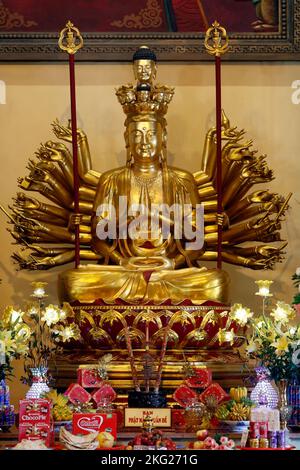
[215,54,222,270]
[69,53,80,268]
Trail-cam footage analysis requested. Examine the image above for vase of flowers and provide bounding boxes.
[245,281,299,428]
[250,366,278,408]
[0,308,29,382]
[1,282,81,397]
[26,366,50,399]
[218,279,300,430]
[245,299,300,383]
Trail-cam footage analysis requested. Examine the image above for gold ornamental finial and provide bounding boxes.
[204,21,229,57]
[58,20,83,55]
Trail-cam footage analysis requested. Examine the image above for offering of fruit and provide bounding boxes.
[216,397,252,422]
[187,432,235,450]
[44,389,73,422]
[229,387,248,403]
[215,404,230,420]
[127,429,176,450]
[228,402,250,421]
[97,431,115,449]
[196,429,208,441]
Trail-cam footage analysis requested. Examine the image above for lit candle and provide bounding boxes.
[31,282,48,299]
[255,280,273,297]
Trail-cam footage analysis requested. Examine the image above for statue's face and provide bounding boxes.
[128,121,163,161]
[137,90,150,102]
[133,59,156,83]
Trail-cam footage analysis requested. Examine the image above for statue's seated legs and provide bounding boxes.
[58,264,230,305]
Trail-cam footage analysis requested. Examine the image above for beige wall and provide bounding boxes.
[0,61,300,405]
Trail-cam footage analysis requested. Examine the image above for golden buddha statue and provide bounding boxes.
[60,46,229,304]
[6,46,289,308]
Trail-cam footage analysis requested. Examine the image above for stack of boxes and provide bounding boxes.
[18,398,54,447]
[64,367,117,409]
[65,366,117,437]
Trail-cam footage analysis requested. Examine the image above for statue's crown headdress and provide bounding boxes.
[116,46,174,125]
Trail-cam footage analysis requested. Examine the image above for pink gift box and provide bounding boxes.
[77,368,103,388]
[92,383,117,406]
[64,383,92,405]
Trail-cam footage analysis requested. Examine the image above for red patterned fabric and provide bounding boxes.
[0,0,273,33]
[171,0,208,31]
[0,0,167,32]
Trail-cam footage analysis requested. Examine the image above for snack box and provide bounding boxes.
[73,412,117,439]
[19,398,52,425]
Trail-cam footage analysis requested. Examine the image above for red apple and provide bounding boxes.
[196,429,208,441]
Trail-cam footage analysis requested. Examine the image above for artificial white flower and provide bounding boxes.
[230,303,253,326]
[270,301,295,324]
[41,305,60,326]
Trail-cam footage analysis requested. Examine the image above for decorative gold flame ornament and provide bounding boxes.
[204,21,229,57]
[58,21,83,55]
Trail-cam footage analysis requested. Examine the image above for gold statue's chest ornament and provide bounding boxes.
[4,45,290,307]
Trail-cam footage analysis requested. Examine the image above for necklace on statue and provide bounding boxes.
[133,170,161,186]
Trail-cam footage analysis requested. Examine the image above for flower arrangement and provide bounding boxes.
[0,282,81,383]
[217,279,300,382]
[245,299,300,381]
[0,311,29,380]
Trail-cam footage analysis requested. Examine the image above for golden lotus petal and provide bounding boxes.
[168,310,196,328]
[62,302,76,319]
[152,327,179,346]
[180,328,208,348]
[79,309,95,327]
[98,309,125,327]
[220,310,229,318]
[133,310,162,329]
[199,310,217,329]
[89,327,113,345]
[116,327,145,346]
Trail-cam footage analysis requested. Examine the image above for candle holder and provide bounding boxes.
[255,280,273,321]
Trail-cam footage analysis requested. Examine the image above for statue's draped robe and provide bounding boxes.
[59,165,229,304]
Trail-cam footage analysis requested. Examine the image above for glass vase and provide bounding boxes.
[26,367,50,399]
[277,379,291,430]
[250,367,278,408]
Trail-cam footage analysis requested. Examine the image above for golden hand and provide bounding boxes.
[68,213,82,231]
[37,141,70,163]
[52,119,85,143]
[28,167,50,184]
[257,244,287,259]
[34,257,56,267]
[249,190,275,203]
[18,177,44,193]
[11,252,36,270]
[14,193,41,211]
